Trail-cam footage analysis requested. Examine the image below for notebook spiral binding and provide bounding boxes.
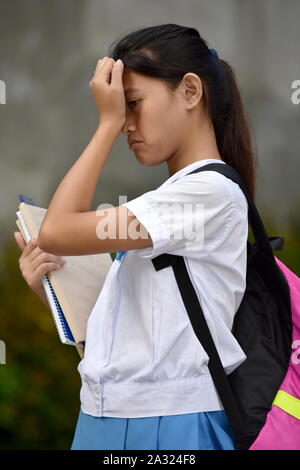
[43,274,75,342]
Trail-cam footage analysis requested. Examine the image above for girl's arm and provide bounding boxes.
[38,57,153,256]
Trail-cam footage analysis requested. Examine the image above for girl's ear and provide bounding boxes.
[181,73,203,109]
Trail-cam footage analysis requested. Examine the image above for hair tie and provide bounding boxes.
[210,48,219,59]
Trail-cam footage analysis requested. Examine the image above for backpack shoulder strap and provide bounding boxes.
[185,162,274,258]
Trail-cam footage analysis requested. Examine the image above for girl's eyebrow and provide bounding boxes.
[125,87,140,95]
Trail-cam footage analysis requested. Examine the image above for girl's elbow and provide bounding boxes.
[37,228,56,253]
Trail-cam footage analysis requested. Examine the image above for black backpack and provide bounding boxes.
[151,162,293,450]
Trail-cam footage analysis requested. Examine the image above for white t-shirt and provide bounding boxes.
[77,158,248,418]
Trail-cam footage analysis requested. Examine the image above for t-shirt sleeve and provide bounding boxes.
[121,172,235,260]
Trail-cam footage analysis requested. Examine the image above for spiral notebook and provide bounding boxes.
[16,195,114,359]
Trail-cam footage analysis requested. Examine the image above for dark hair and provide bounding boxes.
[109,23,258,201]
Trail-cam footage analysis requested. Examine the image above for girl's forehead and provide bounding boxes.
[123,70,159,92]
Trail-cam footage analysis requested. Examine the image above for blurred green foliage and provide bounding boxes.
[258,208,300,276]
[0,237,85,449]
[0,211,299,449]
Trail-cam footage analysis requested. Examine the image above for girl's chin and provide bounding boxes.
[136,156,160,167]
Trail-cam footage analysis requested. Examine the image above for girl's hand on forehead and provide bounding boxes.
[89,56,126,128]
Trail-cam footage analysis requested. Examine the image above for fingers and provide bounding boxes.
[20,239,40,264]
[27,261,63,289]
[17,239,38,271]
[30,251,66,275]
[18,238,65,272]
[25,260,65,291]
[95,56,108,73]
[92,57,123,86]
[94,58,103,75]
[103,58,115,85]
[14,231,26,251]
[18,244,66,291]
[111,59,124,87]
[92,57,112,83]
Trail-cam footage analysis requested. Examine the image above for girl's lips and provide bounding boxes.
[130,142,143,149]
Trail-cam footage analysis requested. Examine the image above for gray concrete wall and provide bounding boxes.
[1,0,299,247]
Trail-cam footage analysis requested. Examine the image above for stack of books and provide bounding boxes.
[16,195,114,358]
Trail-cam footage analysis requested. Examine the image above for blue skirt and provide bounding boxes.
[70,408,236,450]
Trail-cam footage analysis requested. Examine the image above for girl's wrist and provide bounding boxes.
[34,285,50,309]
[97,119,124,136]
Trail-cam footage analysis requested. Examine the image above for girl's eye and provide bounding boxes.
[127,100,139,108]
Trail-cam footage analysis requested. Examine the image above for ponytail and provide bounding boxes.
[213,59,257,201]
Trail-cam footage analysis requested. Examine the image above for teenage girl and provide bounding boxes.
[15,24,256,450]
